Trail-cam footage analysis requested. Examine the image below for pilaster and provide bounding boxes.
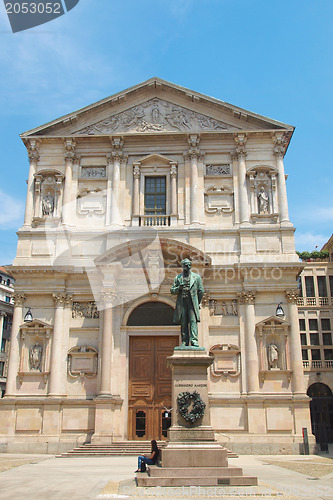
[285,289,306,395]
[23,140,40,226]
[62,139,77,225]
[238,290,259,394]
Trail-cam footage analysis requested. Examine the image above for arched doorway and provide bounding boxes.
[127,301,179,440]
[307,383,333,449]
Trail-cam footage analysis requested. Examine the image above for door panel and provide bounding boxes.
[128,335,178,440]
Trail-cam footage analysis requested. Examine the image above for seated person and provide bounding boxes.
[135,439,160,472]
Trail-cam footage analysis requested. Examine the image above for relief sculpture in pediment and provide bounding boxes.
[76,99,230,134]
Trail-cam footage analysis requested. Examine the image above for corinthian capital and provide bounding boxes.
[101,285,117,308]
[53,293,67,307]
[285,289,299,303]
[238,290,256,304]
[273,133,287,158]
[234,134,247,158]
[64,139,76,161]
[133,163,141,180]
[27,140,40,162]
[13,293,26,307]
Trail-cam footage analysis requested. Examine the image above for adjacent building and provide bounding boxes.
[0,78,313,454]
[298,235,333,447]
[0,267,14,397]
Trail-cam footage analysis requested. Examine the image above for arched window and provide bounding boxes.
[127,302,174,326]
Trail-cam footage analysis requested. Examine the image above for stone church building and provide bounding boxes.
[0,78,313,454]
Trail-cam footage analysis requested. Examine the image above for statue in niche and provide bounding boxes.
[42,192,54,216]
[258,187,269,214]
[29,341,42,371]
[268,343,279,369]
[171,258,204,347]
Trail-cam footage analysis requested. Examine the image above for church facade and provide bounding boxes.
[0,78,314,454]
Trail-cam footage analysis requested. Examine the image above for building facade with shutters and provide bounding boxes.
[297,235,333,448]
[0,78,313,454]
[0,267,14,398]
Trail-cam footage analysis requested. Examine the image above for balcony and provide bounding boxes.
[303,360,333,370]
[297,297,331,307]
[139,215,170,227]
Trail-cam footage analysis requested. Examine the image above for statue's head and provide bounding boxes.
[180,258,192,270]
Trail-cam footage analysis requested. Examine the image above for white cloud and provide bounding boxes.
[294,232,330,252]
[0,189,24,229]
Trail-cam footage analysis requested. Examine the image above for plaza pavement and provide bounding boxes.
[0,452,332,500]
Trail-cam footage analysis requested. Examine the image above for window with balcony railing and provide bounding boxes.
[142,176,169,226]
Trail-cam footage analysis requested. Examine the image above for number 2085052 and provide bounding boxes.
[6,2,62,14]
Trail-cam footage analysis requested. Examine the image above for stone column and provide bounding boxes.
[188,135,201,225]
[4,294,26,396]
[98,287,117,397]
[23,140,39,226]
[48,294,66,397]
[235,134,249,225]
[239,290,259,393]
[170,162,178,226]
[274,134,290,225]
[286,289,306,395]
[62,140,76,225]
[132,163,141,226]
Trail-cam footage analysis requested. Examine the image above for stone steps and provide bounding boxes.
[147,466,244,477]
[58,442,238,458]
[137,466,257,487]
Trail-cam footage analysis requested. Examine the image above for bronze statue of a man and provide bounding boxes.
[170,258,204,347]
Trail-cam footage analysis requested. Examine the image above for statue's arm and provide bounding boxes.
[170,276,181,295]
[197,276,204,303]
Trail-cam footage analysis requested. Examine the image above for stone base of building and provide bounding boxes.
[0,434,317,456]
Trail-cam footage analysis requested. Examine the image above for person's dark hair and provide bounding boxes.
[151,439,158,452]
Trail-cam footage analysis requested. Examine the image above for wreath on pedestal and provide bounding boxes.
[177,391,206,424]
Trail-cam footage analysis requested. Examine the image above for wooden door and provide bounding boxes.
[128,335,178,440]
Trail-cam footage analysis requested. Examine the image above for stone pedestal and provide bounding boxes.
[137,348,257,487]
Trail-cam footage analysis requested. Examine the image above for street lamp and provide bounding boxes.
[275,302,285,318]
[24,308,33,323]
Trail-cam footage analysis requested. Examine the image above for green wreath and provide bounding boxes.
[177,391,206,424]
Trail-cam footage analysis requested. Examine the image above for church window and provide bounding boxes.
[144,176,166,216]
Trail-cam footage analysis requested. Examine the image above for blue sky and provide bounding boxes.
[0,0,332,264]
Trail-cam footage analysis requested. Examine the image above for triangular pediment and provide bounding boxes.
[21,77,294,138]
[256,315,290,327]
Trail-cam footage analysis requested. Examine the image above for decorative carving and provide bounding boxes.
[29,341,42,371]
[238,290,256,304]
[133,164,141,180]
[268,343,279,369]
[209,299,238,316]
[13,294,26,307]
[177,391,206,424]
[101,286,117,307]
[72,301,99,319]
[170,163,177,178]
[19,319,52,383]
[53,293,67,307]
[76,99,229,134]
[33,172,64,222]
[204,186,234,214]
[64,139,76,161]
[209,344,241,378]
[27,139,40,162]
[285,289,299,303]
[81,167,106,178]
[42,193,55,216]
[234,134,247,157]
[67,345,98,378]
[256,316,292,382]
[77,188,106,216]
[205,164,231,176]
[273,133,288,157]
[257,187,269,214]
